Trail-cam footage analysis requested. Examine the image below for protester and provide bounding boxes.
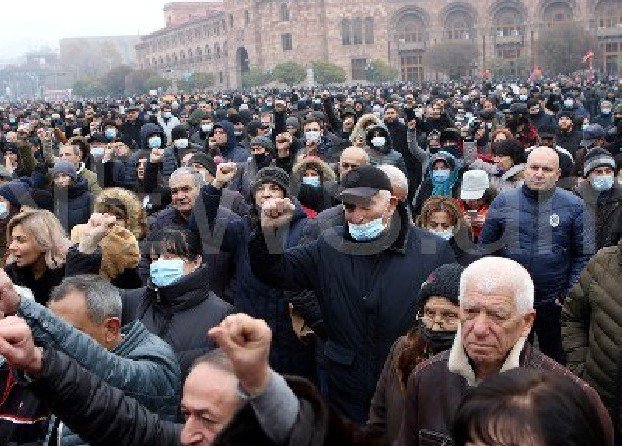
[368,263,463,444]
[451,368,607,446]
[479,146,595,364]
[398,256,612,446]
[4,209,71,304]
[248,164,455,423]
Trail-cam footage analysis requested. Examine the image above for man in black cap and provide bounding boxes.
[556,110,582,158]
[247,164,455,424]
[120,106,143,151]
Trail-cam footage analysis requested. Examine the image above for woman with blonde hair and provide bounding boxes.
[4,209,71,304]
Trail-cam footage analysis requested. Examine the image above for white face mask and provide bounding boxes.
[201,124,213,133]
[371,136,386,148]
[305,130,321,143]
[174,138,189,149]
[162,111,172,119]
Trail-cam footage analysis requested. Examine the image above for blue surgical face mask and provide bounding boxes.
[432,227,454,241]
[150,258,185,288]
[602,108,612,115]
[305,130,321,143]
[104,128,117,140]
[302,176,321,188]
[348,217,385,241]
[201,124,213,133]
[0,201,9,219]
[234,130,243,137]
[148,136,162,149]
[432,169,451,182]
[519,94,528,101]
[564,99,574,108]
[590,174,615,192]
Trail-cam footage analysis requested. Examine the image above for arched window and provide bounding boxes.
[495,8,523,36]
[341,18,351,45]
[396,14,425,42]
[352,17,363,45]
[215,43,221,59]
[364,17,374,44]
[444,10,475,40]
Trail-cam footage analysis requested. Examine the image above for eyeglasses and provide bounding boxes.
[421,308,459,328]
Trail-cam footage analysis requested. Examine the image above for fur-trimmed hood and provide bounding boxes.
[292,157,337,183]
[349,113,384,143]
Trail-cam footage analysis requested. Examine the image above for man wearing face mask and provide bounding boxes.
[364,124,407,175]
[299,116,346,164]
[189,112,214,149]
[575,148,622,250]
[593,100,614,131]
[247,165,455,423]
[120,106,143,151]
[573,124,606,178]
[504,103,539,149]
[157,104,180,146]
[558,94,589,124]
[209,121,249,163]
[124,123,166,188]
[369,263,464,444]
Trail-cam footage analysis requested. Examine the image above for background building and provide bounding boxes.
[135,0,622,89]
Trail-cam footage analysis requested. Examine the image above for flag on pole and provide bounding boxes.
[582,51,594,64]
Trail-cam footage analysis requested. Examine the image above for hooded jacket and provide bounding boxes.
[364,125,408,174]
[212,120,249,163]
[124,123,167,188]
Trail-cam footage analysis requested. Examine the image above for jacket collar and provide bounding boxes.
[447,325,527,386]
[148,266,210,310]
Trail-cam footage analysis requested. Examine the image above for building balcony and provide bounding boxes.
[397,41,426,52]
[597,26,622,38]
[494,34,524,45]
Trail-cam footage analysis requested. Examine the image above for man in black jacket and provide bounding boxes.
[248,165,455,423]
[0,313,385,446]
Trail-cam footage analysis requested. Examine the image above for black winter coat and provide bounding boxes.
[122,267,233,379]
[247,206,456,423]
[27,349,388,446]
[53,178,93,233]
[576,182,622,250]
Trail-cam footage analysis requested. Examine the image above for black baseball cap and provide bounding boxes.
[338,165,392,206]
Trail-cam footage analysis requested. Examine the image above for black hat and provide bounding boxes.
[509,102,528,115]
[252,166,290,197]
[418,263,464,310]
[250,135,275,153]
[188,152,217,177]
[583,147,616,177]
[491,139,525,165]
[171,125,189,142]
[338,165,392,206]
[89,133,107,144]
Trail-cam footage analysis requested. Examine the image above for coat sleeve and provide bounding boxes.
[18,299,180,409]
[398,367,422,446]
[478,195,504,255]
[367,337,402,436]
[27,348,181,446]
[247,219,320,292]
[568,201,595,292]
[561,258,595,378]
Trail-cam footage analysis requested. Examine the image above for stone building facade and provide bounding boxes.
[136,0,622,89]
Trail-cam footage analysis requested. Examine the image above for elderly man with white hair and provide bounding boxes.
[479,146,595,364]
[398,256,613,446]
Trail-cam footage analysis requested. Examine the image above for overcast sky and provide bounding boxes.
[0,0,191,60]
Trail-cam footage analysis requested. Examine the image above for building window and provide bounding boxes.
[245,10,250,25]
[364,17,374,44]
[282,33,293,51]
[280,3,290,21]
[341,19,351,45]
[219,71,224,83]
[351,58,367,80]
[352,18,363,45]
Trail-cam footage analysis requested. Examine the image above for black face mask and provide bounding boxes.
[419,324,456,353]
[253,152,271,168]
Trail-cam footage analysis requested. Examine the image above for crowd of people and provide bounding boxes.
[0,76,620,445]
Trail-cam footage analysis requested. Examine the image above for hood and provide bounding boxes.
[350,113,383,143]
[426,150,458,174]
[139,122,165,151]
[292,157,337,183]
[213,120,236,155]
